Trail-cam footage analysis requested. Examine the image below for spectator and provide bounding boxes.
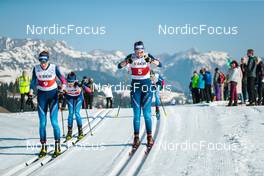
[87,78,97,109]
[227,60,240,106]
[103,83,113,108]
[16,70,34,112]
[246,49,257,106]
[204,68,212,102]
[213,68,221,101]
[198,69,206,102]
[240,57,248,103]
[81,76,89,109]
[191,71,200,103]
[256,57,264,105]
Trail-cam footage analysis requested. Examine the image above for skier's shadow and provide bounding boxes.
[0,145,38,156]
[111,116,133,119]
[0,137,53,141]
[0,145,29,149]
[0,137,40,141]
[81,143,131,148]
[0,152,37,156]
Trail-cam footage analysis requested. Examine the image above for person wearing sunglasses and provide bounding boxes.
[64,72,91,141]
[29,51,66,158]
[117,41,162,151]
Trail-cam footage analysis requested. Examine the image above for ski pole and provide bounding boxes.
[82,90,93,136]
[60,104,65,137]
[116,72,129,118]
[84,103,93,136]
[159,96,167,117]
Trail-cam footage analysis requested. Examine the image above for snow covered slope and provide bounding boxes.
[1,103,264,176]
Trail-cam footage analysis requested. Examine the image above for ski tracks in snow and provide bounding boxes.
[2,109,112,176]
[2,105,264,176]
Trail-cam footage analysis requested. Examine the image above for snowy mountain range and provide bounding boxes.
[159,48,229,91]
[0,36,230,93]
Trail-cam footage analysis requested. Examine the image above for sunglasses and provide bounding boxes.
[40,60,48,64]
[135,50,144,54]
[67,82,75,86]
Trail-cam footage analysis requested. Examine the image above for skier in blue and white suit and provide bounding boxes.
[64,72,92,141]
[118,41,162,149]
[29,51,66,158]
[150,70,165,120]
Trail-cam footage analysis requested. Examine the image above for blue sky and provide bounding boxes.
[0,0,263,58]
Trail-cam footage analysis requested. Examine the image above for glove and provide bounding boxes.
[26,94,33,105]
[144,55,151,62]
[58,93,64,103]
[126,57,133,64]
[74,81,79,87]
[59,84,66,93]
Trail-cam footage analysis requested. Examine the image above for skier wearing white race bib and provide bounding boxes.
[29,51,66,158]
[64,72,92,141]
[118,41,162,150]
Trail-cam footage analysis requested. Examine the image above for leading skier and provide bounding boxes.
[117,41,162,151]
[29,51,66,158]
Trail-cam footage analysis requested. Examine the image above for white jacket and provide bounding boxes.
[228,67,242,85]
[103,86,113,98]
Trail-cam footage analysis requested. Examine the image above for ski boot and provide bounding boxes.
[146,133,154,154]
[227,100,232,107]
[38,142,47,158]
[77,126,84,140]
[52,140,61,158]
[156,106,160,120]
[147,133,154,148]
[129,133,140,155]
[132,134,140,149]
[65,126,73,141]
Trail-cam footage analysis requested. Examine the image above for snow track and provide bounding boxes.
[107,109,162,176]
[2,104,264,175]
[2,109,111,176]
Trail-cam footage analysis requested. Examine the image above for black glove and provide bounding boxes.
[58,93,64,103]
[26,95,33,105]
[74,82,79,87]
[127,57,133,64]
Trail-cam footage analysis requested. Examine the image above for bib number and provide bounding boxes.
[138,69,142,75]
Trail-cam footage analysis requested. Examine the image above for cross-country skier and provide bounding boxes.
[117,41,162,151]
[150,70,165,120]
[29,51,66,158]
[64,72,92,141]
